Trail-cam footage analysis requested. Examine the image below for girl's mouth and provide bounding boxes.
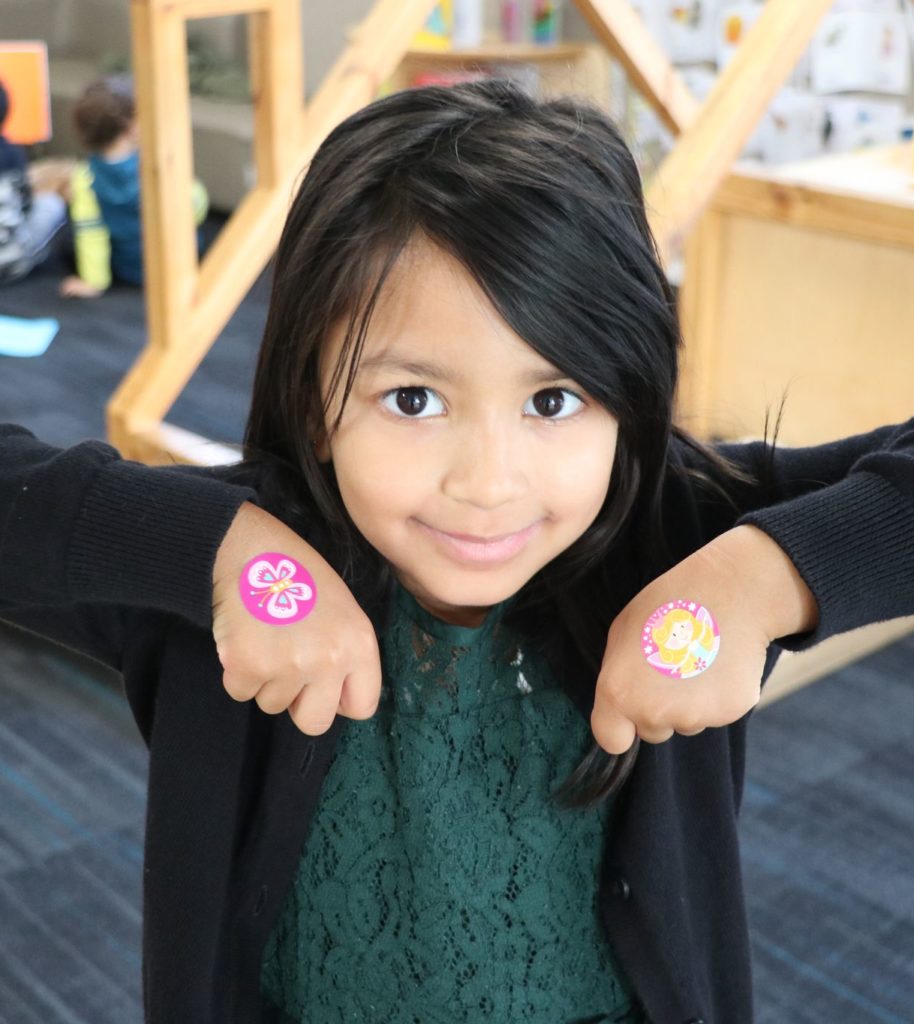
[415,520,541,565]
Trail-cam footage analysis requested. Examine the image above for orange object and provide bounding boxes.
[0,41,51,145]
[724,14,744,46]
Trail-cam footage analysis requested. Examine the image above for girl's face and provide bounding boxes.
[667,619,694,650]
[318,239,619,627]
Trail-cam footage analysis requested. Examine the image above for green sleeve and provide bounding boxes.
[69,162,111,290]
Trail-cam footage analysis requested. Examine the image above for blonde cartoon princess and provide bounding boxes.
[642,600,720,680]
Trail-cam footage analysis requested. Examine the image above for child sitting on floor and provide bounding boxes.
[61,74,209,299]
[0,78,67,286]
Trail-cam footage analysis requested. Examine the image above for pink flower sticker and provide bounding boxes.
[239,552,317,625]
[641,599,720,680]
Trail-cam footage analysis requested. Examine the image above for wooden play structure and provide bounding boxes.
[112,0,836,466]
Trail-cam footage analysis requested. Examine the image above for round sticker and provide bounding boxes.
[239,552,317,625]
[641,600,720,679]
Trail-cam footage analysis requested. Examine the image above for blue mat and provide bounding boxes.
[0,316,60,358]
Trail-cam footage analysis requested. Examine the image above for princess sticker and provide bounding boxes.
[239,552,317,625]
[641,600,720,679]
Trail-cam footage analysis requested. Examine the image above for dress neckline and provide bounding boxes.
[392,577,516,646]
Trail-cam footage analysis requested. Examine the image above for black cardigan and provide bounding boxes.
[1,419,913,1024]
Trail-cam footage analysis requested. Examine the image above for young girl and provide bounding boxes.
[1,80,912,1024]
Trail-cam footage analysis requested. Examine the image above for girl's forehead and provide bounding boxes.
[326,244,562,381]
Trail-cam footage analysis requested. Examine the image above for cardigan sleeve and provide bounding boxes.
[0,423,259,670]
[707,416,914,652]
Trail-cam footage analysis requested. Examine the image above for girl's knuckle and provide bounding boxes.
[678,714,704,735]
[288,648,310,673]
[291,704,334,737]
[324,645,345,671]
[222,678,248,702]
[256,691,288,716]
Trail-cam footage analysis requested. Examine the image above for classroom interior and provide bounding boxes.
[0,1,913,1021]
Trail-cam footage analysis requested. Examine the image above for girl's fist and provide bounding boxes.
[212,501,382,735]
[592,525,817,754]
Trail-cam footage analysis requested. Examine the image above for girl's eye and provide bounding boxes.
[381,387,446,418]
[524,388,584,420]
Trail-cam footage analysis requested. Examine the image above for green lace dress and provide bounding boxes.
[260,580,646,1023]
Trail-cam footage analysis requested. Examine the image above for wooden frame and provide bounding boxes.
[111,0,836,466]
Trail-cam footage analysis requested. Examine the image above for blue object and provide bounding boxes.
[0,315,60,357]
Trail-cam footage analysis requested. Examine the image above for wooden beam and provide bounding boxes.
[112,0,198,445]
[573,0,698,134]
[645,0,834,263]
[249,2,304,187]
[141,0,273,16]
[306,0,439,137]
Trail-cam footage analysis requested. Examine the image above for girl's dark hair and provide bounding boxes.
[242,79,782,807]
[72,74,135,152]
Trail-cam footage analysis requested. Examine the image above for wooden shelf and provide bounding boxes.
[406,42,595,63]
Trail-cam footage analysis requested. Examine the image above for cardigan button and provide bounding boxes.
[611,876,631,900]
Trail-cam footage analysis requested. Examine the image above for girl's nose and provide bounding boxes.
[440,424,528,510]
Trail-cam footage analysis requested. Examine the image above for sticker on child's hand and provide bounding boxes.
[240,553,317,625]
[641,600,720,679]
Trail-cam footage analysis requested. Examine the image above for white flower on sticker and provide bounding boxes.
[247,558,313,619]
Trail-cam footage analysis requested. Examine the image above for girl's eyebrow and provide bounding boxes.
[358,353,572,386]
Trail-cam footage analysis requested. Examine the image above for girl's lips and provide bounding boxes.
[416,520,541,564]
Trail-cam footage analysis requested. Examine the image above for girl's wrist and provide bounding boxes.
[711,524,819,643]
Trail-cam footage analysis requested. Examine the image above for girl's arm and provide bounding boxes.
[689,415,914,649]
[0,423,258,671]
[590,416,914,754]
[730,415,914,650]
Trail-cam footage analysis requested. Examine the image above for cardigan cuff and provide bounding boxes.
[67,458,258,631]
[736,471,914,652]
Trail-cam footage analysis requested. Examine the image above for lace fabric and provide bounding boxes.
[261,581,645,1023]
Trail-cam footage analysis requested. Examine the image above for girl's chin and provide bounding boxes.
[398,574,517,625]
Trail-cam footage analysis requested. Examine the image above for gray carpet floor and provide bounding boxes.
[1,236,912,1023]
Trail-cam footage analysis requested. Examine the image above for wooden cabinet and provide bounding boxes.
[678,144,914,445]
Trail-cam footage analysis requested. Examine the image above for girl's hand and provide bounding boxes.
[591,525,818,754]
[212,501,382,735]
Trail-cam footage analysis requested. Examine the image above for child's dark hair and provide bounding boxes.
[72,74,135,151]
[242,80,781,807]
[0,79,9,129]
